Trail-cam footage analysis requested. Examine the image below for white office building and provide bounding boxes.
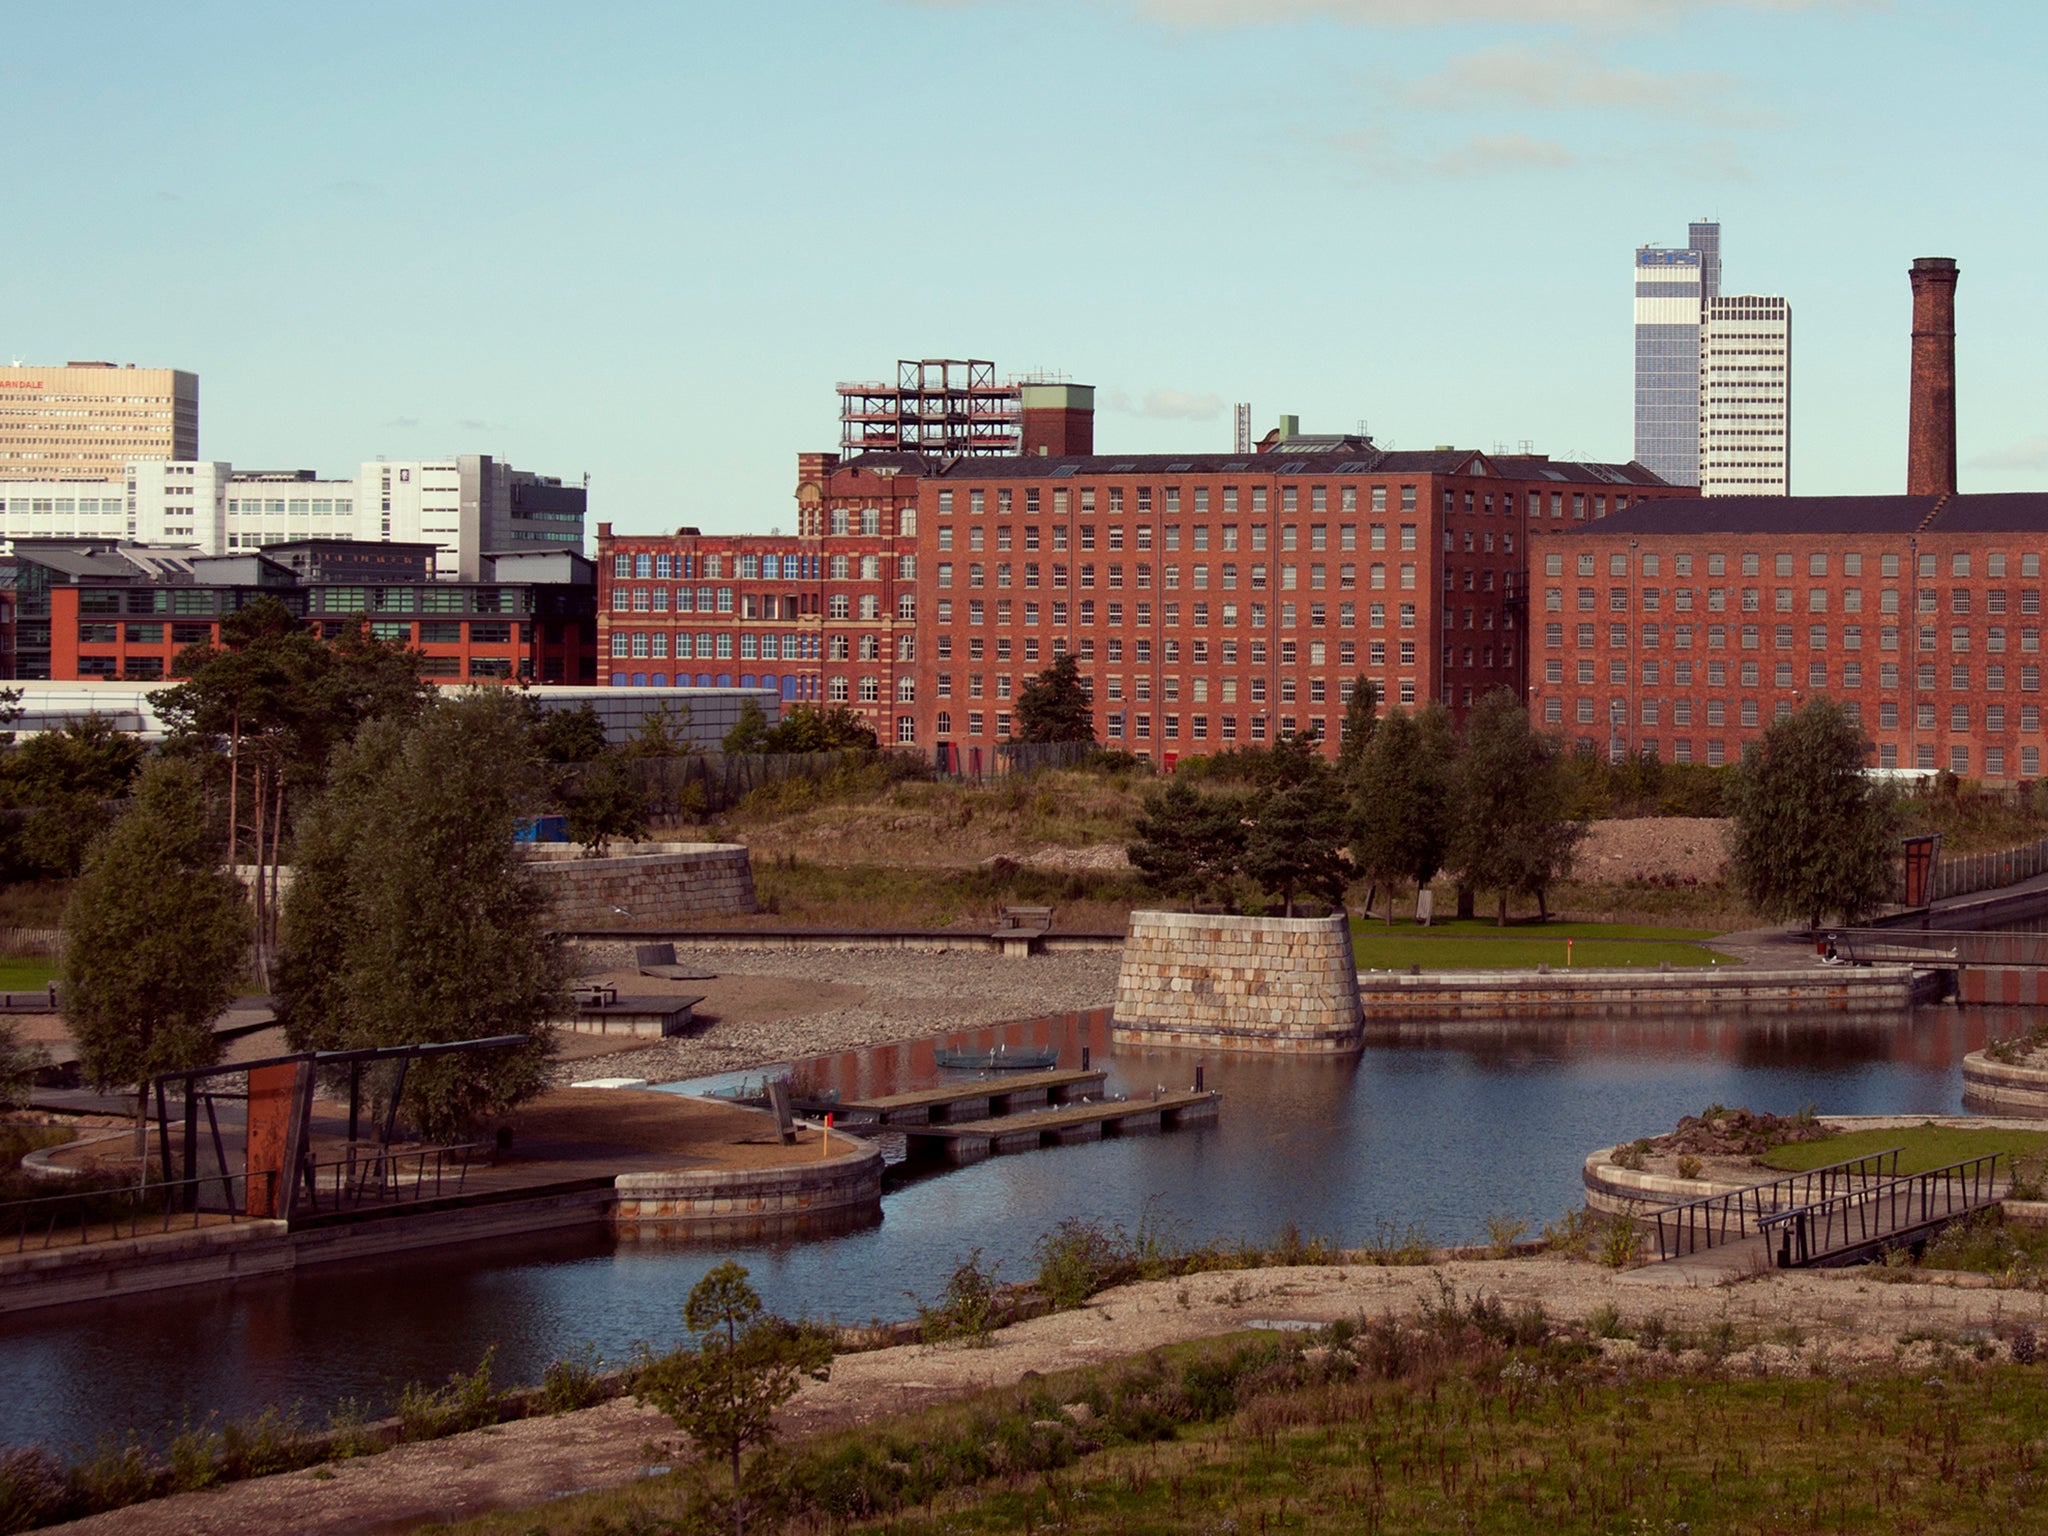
[1699,295,1792,495]
[0,454,583,579]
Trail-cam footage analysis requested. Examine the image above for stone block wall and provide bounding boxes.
[523,842,757,929]
[1112,910,1362,1053]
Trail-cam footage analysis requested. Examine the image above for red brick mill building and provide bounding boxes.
[595,435,1690,760]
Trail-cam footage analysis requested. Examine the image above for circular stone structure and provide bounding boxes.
[1111,910,1363,1053]
[1961,1049,2048,1117]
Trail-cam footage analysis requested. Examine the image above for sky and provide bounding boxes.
[5,0,2045,535]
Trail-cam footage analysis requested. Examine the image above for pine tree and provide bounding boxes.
[1126,779,1248,905]
[60,758,250,1153]
[1013,653,1095,743]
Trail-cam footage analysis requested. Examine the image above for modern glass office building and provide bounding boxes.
[1633,246,1707,486]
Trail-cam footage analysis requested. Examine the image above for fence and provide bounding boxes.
[4,1168,278,1253]
[1930,835,2048,901]
[0,927,61,956]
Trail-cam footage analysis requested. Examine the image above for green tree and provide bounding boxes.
[59,758,251,1153]
[0,1018,47,1110]
[0,713,146,878]
[526,699,610,764]
[560,753,648,855]
[1127,779,1249,905]
[1336,676,1380,772]
[625,702,697,759]
[1013,653,1095,744]
[1448,689,1585,926]
[1242,774,1351,916]
[275,692,567,1139]
[721,699,772,754]
[761,703,878,753]
[1727,697,1898,929]
[1349,705,1456,923]
[636,1262,832,1536]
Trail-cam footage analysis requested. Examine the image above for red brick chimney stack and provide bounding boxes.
[1908,257,1959,497]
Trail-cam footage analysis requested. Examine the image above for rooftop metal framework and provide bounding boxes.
[837,359,1020,457]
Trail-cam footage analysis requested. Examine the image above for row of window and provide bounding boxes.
[77,619,519,648]
[1572,735,2036,779]
[934,561,1433,593]
[929,596,1500,634]
[933,522,1433,555]
[1545,618,2045,653]
[1549,657,2048,691]
[1551,694,2048,733]
[933,484,1633,522]
[1546,549,2046,580]
[1547,585,2044,615]
[932,707,1359,741]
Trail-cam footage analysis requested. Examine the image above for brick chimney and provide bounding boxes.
[1908,257,1959,497]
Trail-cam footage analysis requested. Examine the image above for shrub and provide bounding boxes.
[1361,1219,1434,1266]
[917,1251,1003,1346]
[1600,1214,1644,1269]
[1034,1218,1128,1311]
[541,1342,608,1414]
[1585,1302,1625,1340]
[396,1345,501,1441]
[1610,1139,1651,1171]
[1675,1154,1705,1181]
[0,1444,70,1533]
[1483,1211,1529,1257]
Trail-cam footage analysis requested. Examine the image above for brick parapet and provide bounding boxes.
[1112,909,1363,1053]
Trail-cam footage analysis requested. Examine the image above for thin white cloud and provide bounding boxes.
[1108,388,1227,421]
[1398,44,1734,111]
[1113,0,1873,27]
[1329,128,1582,179]
[1973,435,2048,474]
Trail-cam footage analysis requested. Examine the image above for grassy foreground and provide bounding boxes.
[0,957,58,991]
[1350,917,1732,972]
[424,1307,2048,1536]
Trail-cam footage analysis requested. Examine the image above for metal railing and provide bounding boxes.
[295,1141,486,1214]
[1647,1149,1902,1261]
[5,1167,279,1254]
[1758,1153,2005,1268]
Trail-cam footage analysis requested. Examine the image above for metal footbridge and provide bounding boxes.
[1644,1147,2006,1271]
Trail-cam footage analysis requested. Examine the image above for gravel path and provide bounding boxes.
[550,946,1122,1086]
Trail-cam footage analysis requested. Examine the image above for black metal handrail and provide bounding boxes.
[4,1167,281,1254]
[295,1141,487,1213]
[1646,1149,1903,1261]
[1826,928,2048,967]
[1757,1153,2006,1268]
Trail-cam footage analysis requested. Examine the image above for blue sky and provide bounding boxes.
[6,0,2044,534]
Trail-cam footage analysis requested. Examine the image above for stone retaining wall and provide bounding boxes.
[1360,964,1937,1018]
[1961,1051,2048,1117]
[612,1140,884,1240]
[523,842,756,929]
[1111,910,1362,1053]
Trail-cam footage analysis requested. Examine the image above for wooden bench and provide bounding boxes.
[992,905,1055,957]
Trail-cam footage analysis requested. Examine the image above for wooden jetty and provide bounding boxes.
[804,1068,1108,1127]
[900,1089,1221,1164]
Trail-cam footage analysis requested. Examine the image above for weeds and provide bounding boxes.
[396,1345,502,1441]
[541,1343,608,1414]
[1600,1212,1645,1269]
[917,1251,1004,1346]
[1482,1210,1529,1257]
[1360,1219,1434,1266]
[1675,1153,1705,1180]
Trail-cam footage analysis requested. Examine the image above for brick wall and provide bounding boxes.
[523,842,757,929]
[1111,910,1362,1053]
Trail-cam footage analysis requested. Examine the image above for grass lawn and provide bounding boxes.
[1760,1123,2048,1176]
[0,957,58,991]
[1349,917,1732,971]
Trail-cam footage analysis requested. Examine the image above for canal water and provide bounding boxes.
[0,1003,2021,1453]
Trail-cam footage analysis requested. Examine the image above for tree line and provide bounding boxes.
[1128,681,1584,924]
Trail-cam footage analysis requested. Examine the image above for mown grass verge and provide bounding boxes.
[1353,933,1732,971]
[1758,1124,2048,1177]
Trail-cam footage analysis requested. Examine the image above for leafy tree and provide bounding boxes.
[1726,697,1898,929]
[154,597,430,980]
[721,699,772,754]
[625,702,697,758]
[636,1262,832,1536]
[1349,704,1456,923]
[1127,779,1249,905]
[1447,689,1585,926]
[1336,676,1380,772]
[560,754,648,855]
[59,758,251,1153]
[1013,653,1095,744]
[1242,774,1351,916]
[275,692,567,1139]
[762,703,878,753]
[526,699,610,764]
[0,713,146,878]
[0,1018,47,1110]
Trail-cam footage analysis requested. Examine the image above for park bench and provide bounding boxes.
[992,905,1055,958]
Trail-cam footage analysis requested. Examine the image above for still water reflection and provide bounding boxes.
[0,1003,2023,1452]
